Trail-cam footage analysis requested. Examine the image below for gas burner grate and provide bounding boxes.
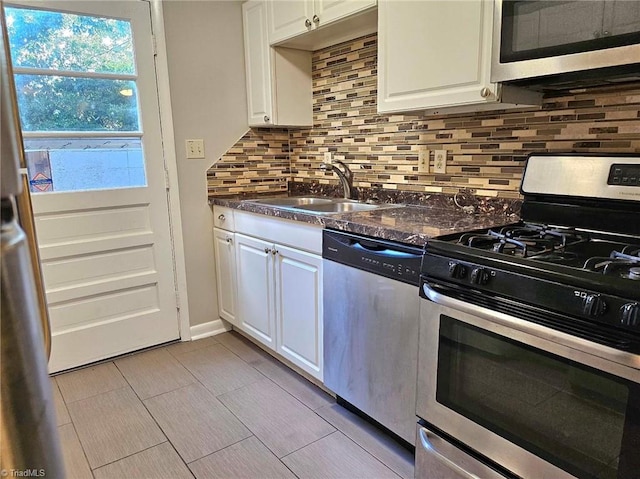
[458,224,590,258]
[583,245,640,279]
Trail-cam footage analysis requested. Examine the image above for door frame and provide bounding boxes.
[148,0,190,340]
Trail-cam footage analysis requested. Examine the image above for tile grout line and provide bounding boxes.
[67,415,97,479]
[314,406,414,479]
[113,350,200,402]
[120,345,258,471]
[278,429,338,461]
[108,360,191,474]
[129,383,194,473]
[55,361,128,406]
[164,337,222,360]
[90,441,172,473]
[334,430,404,479]
[170,341,271,398]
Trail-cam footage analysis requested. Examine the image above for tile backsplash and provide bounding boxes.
[207,33,640,199]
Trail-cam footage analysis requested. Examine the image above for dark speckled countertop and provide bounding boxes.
[211,195,520,246]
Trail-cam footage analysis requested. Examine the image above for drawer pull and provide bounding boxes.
[218,214,225,221]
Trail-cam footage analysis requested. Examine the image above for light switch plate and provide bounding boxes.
[434,149,447,173]
[418,149,429,173]
[185,139,205,159]
[323,151,333,164]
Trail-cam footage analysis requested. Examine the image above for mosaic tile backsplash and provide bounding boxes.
[207,33,640,199]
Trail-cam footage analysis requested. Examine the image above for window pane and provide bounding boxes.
[5,6,135,74]
[15,75,139,132]
[24,138,146,193]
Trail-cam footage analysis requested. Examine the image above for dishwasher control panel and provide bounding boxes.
[323,230,422,286]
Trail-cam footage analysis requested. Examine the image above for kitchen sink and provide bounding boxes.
[247,197,335,207]
[297,202,380,213]
[243,197,395,215]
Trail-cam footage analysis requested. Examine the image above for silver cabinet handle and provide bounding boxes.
[419,428,480,479]
[264,247,270,254]
[480,87,491,98]
[603,30,610,36]
[312,14,319,23]
[218,214,225,221]
[305,18,312,27]
[272,249,278,255]
[263,115,270,123]
[226,237,233,244]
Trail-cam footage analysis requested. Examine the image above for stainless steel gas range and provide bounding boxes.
[416,154,640,479]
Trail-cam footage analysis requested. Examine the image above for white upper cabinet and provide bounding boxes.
[267,0,377,47]
[267,0,315,44]
[242,0,312,127]
[377,0,541,114]
[314,0,377,30]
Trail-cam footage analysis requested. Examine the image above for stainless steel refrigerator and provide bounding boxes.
[1,4,64,476]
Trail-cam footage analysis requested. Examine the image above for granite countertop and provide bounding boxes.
[211,196,520,246]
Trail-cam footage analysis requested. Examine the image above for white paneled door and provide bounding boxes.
[5,0,180,372]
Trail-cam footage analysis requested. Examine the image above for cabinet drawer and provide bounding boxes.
[213,206,235,231]
[234,210,322,255]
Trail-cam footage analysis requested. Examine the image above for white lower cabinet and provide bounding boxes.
[275,244,323,380]
[213,227,238,327]
[233,230,323,380]
[235,233,277,349]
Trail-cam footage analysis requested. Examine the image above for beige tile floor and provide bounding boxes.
[52,331,415,479]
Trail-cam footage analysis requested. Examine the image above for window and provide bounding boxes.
[5,6,147,192]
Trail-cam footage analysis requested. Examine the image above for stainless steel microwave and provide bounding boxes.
[491,0,640,85]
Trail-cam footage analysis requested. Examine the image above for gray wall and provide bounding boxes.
[163,0,249,327]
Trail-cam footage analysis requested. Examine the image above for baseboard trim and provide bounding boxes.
[189,319,230,340]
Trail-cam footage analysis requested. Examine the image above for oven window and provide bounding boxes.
[437,315,638,479]
[501,1,640,63]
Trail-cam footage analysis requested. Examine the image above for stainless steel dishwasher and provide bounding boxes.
[322,229,422,446]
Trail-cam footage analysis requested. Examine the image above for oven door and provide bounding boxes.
[418,282,640,479]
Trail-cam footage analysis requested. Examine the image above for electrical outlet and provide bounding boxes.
[434,149,447,173]
[418,149,429,173]
[185,139,205,159]
[323,151,333,164]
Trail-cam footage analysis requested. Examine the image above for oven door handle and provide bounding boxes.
[421,282,640,373]
[419,427,481,479]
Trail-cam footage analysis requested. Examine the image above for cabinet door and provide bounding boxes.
[267,0,314,45]
[378,0,494,113]
[314,0,376,27]
[235,233,277,349]
[213,228,238,326]
[275,245,323,380]
[243,0,274,126]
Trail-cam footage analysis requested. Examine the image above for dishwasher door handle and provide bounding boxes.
[352,241,421,259]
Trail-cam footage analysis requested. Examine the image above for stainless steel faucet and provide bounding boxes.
[319,160,357,199]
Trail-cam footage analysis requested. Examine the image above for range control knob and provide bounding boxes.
[448,262,467,279]
[470,267,491,285]
[582,294,607,317]
[620,303,640,327]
